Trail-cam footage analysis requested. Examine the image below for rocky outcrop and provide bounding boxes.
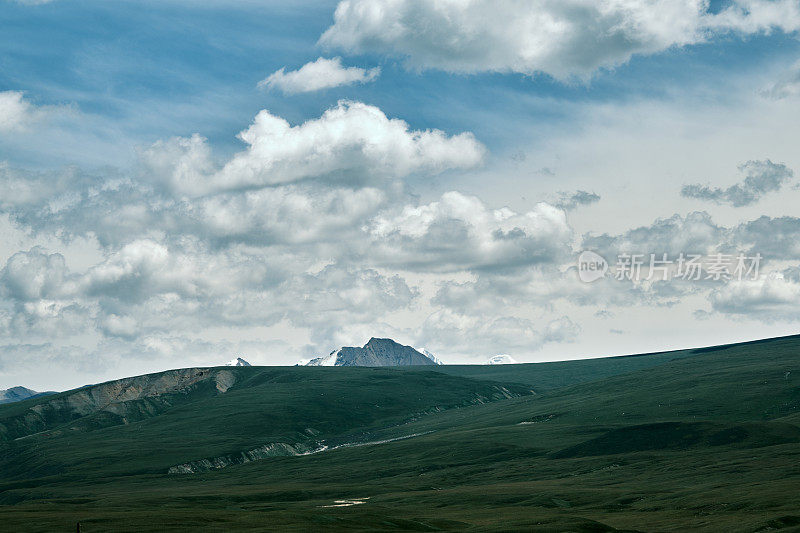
[168,441,321,474]
[0,368,239,442]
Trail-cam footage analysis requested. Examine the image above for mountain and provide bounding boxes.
[0,386,56,405]
[305,337,439,366]
[225,357,251,367]
[486,354,518,365]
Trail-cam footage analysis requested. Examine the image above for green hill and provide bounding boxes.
[0,334,799,532]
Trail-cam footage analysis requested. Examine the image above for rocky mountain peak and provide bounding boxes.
[305,338,439,367]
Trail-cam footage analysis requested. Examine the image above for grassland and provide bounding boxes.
[1,335,799,531]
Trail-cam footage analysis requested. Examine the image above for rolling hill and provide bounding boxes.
[0,334,798,532]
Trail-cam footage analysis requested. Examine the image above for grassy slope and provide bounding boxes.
[416,334,800,389]
[0,367,532,480]
[1,335,799,532]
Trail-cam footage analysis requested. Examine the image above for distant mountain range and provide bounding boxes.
[0,386,57,405]
[225,357,251,367]
[305,338,440,366]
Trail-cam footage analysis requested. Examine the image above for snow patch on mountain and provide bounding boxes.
[486,354,518,365]
[306,351,339,366]
[422,349,444,365]
[225,357,251,367]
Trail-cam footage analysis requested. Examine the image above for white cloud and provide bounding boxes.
[582,211,727,258]
[707,0,800,34]
[98,314,138,339]
[709,268,800,320]
[195,185,386,246]
[258,57,380,94]
[81,239,201,303]
[0,247,72,301]
[0,91,38,133]
[141,101,484,195]
[369,191,573,272]
[320,0,800,79]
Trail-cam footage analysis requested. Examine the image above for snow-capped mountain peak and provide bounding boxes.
[225,357,251,367]
[486,354,518,365]
[304,338,438,367]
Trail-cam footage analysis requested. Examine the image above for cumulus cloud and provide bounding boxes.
[258,57,380,94]
[320,0,800,79]
[583,209,800,265]
[681,160,793,207]
[583,211,727,258]
[195,185,387,246]
[708,267,800,320]
[0,91,39,133]
[141,101,484,195]
[554,190,601,210]
[0,247,73,301]
[369,191,573,272]
[733,215,800,260]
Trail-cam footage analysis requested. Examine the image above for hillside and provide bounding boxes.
[0,335,799,532]
[0,366,530,480]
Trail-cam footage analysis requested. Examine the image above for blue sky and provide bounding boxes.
[2,0,800,389]
[5,0,799,166]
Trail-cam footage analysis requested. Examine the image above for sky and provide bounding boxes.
[2,0,800,390]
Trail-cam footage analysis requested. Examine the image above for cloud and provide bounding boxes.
[708,267,800,320]
[417,309,580,359]
[141,101,484,195]
[733,215,800,260]
[681,159,794,207]
[98,314,138,339]
[706,0,800,34]
[581,210,800,265]
[368,191,573,272]
[583,211,727,258]
[0,247,72,301]
[554,190,601,210]
[0,247,89,338]
[195,186,387,247]
[258,57,380,94]
[320,0,800,79]
[0,91,39,133]
[762,61,800,100]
